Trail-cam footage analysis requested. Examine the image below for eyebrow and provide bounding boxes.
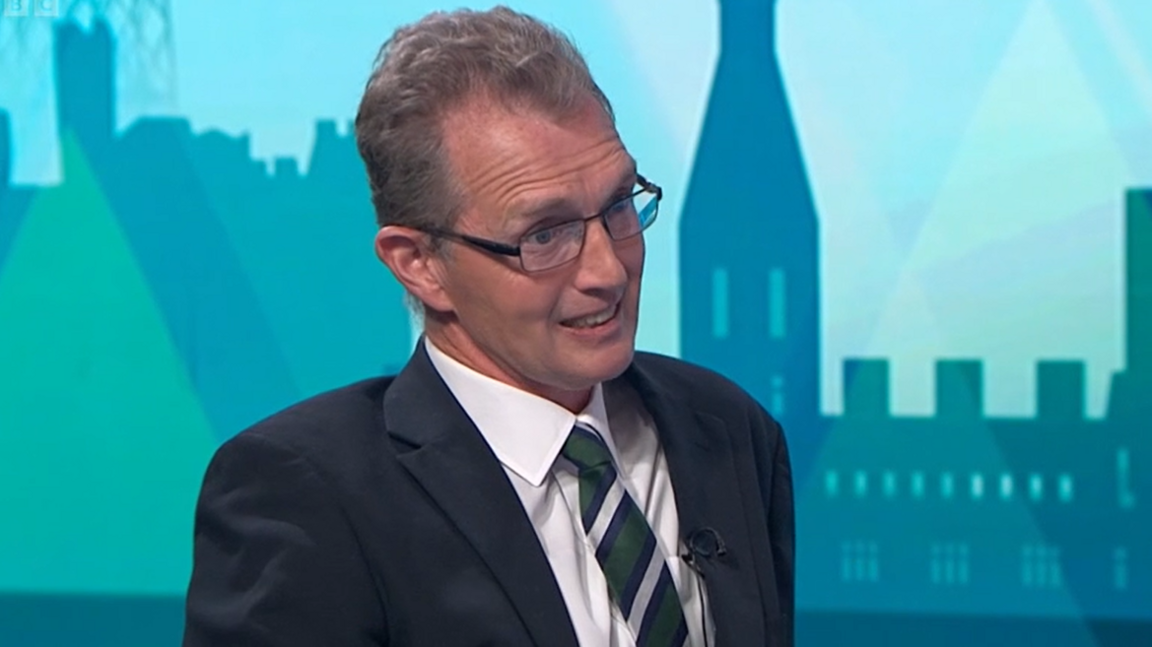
[510,165,639,225]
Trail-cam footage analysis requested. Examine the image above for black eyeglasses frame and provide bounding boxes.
[419,174,662,272]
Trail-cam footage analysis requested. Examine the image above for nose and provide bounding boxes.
[573,217,630,293]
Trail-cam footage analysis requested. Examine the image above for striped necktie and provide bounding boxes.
[562,425,689,647]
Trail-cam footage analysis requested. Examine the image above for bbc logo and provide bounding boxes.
[3,0,60,18]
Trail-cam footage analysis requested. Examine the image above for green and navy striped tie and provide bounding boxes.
[562,424,689,647]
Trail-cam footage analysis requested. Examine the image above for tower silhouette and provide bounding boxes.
[680,0,824,481]
[1106,189,1152,420]
[1127,191,1152,377]
[54,19,115,159]
[0,0,176,121]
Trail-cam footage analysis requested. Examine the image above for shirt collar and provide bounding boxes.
[424,337,613,487]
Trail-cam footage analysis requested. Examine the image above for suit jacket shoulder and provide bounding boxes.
[628,351,786,455]
[631,351,768,413]
[234,376,393,456]
[183,377,399,647]
[185,360,582,647]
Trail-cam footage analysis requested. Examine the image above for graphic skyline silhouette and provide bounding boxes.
[1,7,1150,646]
[1,19,414,445]
[677,0,1150,626]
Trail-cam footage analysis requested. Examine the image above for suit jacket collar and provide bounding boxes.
[383,346,765,646]
[383,344,580,647]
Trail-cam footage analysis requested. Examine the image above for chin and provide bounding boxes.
[585,344,636,383]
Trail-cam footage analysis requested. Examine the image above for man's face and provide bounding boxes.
[430,95,644,409]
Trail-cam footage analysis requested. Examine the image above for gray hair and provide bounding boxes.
[354,6,614,235]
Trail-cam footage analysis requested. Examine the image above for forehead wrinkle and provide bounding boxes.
[441,97,628,233]
[471,132,623,198]
[499,137,631,203]
[465,145,631,237]
[505,155,637,224]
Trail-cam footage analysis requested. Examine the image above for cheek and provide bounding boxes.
[449,261,569,332]
[622,244,646,285]
[621,235,645,268]
[481,276,563,330]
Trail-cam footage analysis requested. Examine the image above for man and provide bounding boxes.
[183,7,793,647]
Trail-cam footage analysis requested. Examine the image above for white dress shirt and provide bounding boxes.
[424,339,712,647]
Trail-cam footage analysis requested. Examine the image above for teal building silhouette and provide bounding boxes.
[804,193,1151,618]
[0,18,414,441]
[54,20,116,159]
[679,0,1151,630]
[681,0,824,483]
[0,19,413,645]
[1107,189,1152,421]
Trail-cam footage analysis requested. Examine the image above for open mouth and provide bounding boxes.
[560,303,619,329]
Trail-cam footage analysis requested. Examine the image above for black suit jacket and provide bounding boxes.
[183,347,794,646]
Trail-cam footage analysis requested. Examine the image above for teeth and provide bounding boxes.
[566,306,615,328]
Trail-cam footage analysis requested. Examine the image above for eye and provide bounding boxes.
[526,226,558,246]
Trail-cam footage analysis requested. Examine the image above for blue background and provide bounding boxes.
[1,0,1150,644]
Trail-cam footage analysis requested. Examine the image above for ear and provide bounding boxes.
[374,226,456,313]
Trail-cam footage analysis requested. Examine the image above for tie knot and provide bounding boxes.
[561,425,614,472]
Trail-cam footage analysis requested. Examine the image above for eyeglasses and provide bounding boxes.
[421,175,662,272]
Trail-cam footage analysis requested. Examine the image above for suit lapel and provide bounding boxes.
[624,361,768,646]
[383,346,579,647]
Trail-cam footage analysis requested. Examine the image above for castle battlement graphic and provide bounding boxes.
[799,189,1150,619]
[681,0,1150,621]
[841,357,1096,421]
